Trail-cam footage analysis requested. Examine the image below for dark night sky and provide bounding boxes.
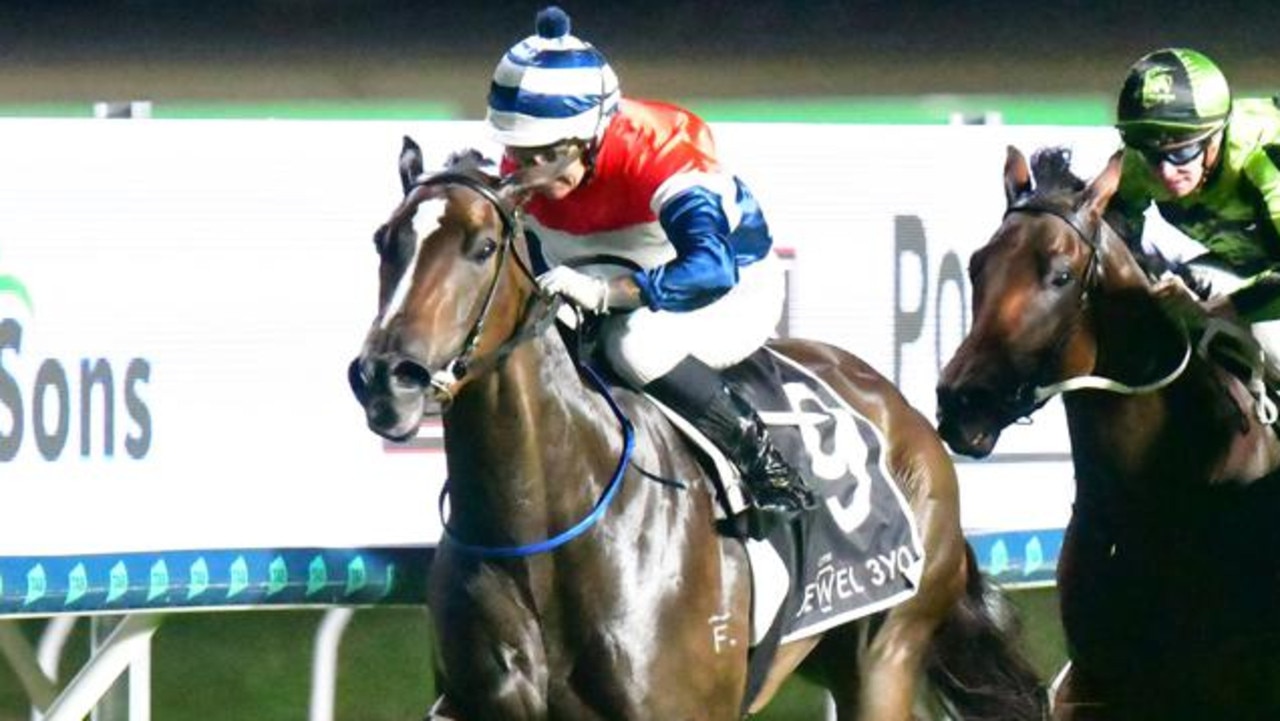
[0,1,1273,106]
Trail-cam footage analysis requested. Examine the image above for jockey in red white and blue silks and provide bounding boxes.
[485,5,813,527]
[502,97,785,385]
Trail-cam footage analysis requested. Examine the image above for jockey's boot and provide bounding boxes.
[644,356,817,539]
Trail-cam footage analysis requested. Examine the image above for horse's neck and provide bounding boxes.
[1069,290,1246,501]
[442,329,619,538]
[1090,288,1185,384]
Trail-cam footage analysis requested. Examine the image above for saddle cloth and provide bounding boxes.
[651,347,925,647]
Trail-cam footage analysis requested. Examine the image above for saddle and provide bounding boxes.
[645,347,925,712]
[1198,317,1280,428]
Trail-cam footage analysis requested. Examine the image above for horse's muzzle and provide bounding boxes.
[935,384,1006,458]
[348,354,434,441]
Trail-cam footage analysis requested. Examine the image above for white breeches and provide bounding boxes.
[600,252,786,387]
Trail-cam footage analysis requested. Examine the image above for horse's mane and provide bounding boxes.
[443,148,496,176]
[1029,146,1086,197]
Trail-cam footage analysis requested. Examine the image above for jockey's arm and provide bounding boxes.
[628,186,738,313]
[545,187,737,315]
[1217,147,1280,323]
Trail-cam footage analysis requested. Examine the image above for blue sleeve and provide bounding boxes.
[632,186,738,312]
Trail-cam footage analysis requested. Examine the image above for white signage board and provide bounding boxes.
[0,119,1136,556]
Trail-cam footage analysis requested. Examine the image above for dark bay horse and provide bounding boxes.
[937,146,1280,719]
[349,139,1044,721]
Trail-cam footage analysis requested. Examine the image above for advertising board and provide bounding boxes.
[0,119,1144,557]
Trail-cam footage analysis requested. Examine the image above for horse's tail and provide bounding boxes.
[925,543,1048,721]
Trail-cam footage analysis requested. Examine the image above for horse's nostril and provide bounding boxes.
[391,359,433,389]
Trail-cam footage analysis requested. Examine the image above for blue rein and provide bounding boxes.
[437,362,635,558]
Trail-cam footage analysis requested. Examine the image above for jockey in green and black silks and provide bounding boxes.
[1107,47,1280,369]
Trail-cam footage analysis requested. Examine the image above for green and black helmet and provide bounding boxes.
[1116,48,1231,150]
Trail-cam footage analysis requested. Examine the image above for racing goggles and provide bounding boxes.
[507,141,584,169]
[1136,136,1211,167]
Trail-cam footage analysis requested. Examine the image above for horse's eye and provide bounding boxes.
[1050,269,1073,288]
[473,237,498,261]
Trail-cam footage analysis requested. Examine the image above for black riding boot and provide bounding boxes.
[644,356,817,538]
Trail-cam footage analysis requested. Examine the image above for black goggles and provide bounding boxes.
[507,142,584,169]
[1136,137,1210,167]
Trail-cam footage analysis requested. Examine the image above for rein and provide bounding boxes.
[1033,334,1192,404]
[439,363,636,558]
[1004,200,1193,404]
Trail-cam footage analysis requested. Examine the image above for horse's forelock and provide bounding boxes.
[1028,147,1086,196]
[444,148,496,175]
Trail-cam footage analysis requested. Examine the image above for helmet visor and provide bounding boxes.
[1118,120,1221,153]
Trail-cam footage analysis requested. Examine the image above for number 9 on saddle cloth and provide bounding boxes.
[561,305,926,647]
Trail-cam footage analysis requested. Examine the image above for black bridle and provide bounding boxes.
[378,170,556,404]
[1004,196,1103,299]
[997,197,1104,416]
[386,173,639,559]
[1001,197,1193,408]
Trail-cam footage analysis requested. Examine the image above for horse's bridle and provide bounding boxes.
[1003,198,1191,406]
[382,171,556,405]
[1004,196,1103,303]
[388,173,638,559]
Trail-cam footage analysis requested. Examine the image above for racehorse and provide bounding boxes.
[936,146,1280,719]
[349,138,1045,721]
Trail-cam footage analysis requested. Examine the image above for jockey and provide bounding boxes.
[1107,48,1280,369]
[486,5,816,533]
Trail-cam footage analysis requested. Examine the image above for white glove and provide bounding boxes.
[537,267,610,314]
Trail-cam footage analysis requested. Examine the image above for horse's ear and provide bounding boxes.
[1003,146,1032,207]
[1080,149,1123,216]
[399,136,424,195]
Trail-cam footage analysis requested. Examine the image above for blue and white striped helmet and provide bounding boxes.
[486,6,621,148]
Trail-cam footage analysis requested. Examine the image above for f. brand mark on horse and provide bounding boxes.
[708,611,736,654]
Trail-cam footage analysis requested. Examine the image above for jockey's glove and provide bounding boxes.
[537,266,610,314]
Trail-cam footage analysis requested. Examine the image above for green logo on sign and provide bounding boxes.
[0,254,33,314]
[267,556,288,596]
[25,564,47,605]
[188,558,210,600]
[345,557,367,596]
[66,563,88,605]
[107,562,129,603]
[988,540,1009,576]
[149,560,170,601]
[383,564,397,598]
[307,556,328,596]
[1024,537,1044,576]
[228,556,249,598]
